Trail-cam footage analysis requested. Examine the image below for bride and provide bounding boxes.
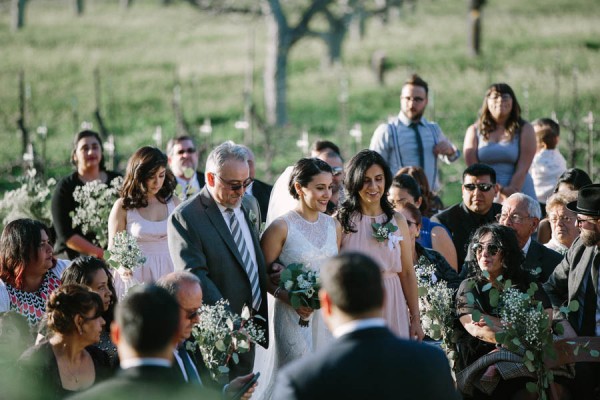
[253,158,341,399]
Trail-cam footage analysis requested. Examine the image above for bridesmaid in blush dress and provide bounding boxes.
[337,150,423,340]
[108,147,180,297]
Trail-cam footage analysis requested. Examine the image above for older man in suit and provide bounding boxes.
[544,183,600,400]
[273,252,459,400]
[498,193,563,283]
[72,285,212,400]
[168,141,269,380]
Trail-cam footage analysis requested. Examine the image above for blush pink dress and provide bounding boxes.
[340,212,410,338]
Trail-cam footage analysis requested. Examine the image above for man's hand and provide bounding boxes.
[268,262,284,286]
[227,373,258,400]
[432,141,456,157]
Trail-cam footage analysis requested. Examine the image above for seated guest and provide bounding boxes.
[18,284,111,399]
[61,256,119,367]
[157,271,256,398]
[538,167,593,244]
[544,191,579,255]
[544,183,600,400]
[432,163,502,271]
[0,311,32,398]
[389,173,458,270]
[496,193,563,283]
[273,252,460,400]
[0,219,68,330]
[397,165,444,217]
[71,284,207,400]
[395,202,463,290]
[455,224,553,398]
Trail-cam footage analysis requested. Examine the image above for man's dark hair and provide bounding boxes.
[321,253,383,315]
[311,140,341,158]
[463,163,497,184]
[116,284,179,355]
[404,74,428,95]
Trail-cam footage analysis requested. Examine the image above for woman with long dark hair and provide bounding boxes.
[108,146,179,297]
[337,150,422,340]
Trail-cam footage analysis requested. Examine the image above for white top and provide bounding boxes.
[530,149,567,203]
[333,318,387,338]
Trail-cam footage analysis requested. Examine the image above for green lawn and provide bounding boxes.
[1,0,598,205]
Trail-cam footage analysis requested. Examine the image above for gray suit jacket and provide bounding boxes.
[523,240,563,283]
[168,187,269,345]
[543,237,597,334]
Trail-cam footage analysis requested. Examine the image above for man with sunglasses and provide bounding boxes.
[432,163,502,271]
[168,141,269,381]
[497,193,563,283]
[370,74,460,191]
[167,135,206,199]
[544,183,600,400]
[157,271,256,399]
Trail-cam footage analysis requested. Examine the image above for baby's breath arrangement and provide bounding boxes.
[105,231,146,272]
[0,168,55,228]
[280,263,321,327]
[415,256,455,355]
[190,299,266,383]
[70,177,122,248]
[371,221,401,249]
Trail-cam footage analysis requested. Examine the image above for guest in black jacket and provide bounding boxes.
[273,252,459,400]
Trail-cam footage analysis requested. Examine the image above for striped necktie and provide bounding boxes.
[226,208,261,311]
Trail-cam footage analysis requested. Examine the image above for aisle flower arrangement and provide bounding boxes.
[190,299,265,383]
[0,168,55,228]
[70,177,122,248]
[280,263,321,327]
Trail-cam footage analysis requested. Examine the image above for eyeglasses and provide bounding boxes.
[488,93,512,101]
[548,214,575,224]
[181,307,201,321]
[331,167,343,177]
[576,217,600,225]
[214,175,253,191]
[472,242,503,257]
[176,148,196,155]
[406,220,418,227]
[401,96,425,103]
[495,213,532,224]
[463,183,494,192]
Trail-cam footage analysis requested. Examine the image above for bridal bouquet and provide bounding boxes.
[280,263,321,327]
[70,177,122,248]
[190,299,266,383]
[0,168,55,228]
[105,231,145,298]
[415,256,455,352]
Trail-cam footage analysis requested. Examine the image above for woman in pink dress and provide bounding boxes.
[337,150,423,340]
[108,147,180,297]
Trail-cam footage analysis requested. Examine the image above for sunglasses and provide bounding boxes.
[177,148,196,155]
[181,307,201,321]
[576,217,600,225]
[331,167,343,177]
[215,175,253,191]
[472,242,503,256]
[463,183,494,192]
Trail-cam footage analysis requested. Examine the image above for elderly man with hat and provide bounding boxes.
[544,183,600,400]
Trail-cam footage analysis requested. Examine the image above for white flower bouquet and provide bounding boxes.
[70,177,122,248]
[105,230,145,298]
[415,256,455,350]
[279,263,321,327]
[0,168,55,228]
[190,299,266,383]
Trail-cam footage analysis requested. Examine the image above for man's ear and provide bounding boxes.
[319,289,333,318]
[110,322,120,346]
[206,172,215,187]
[493,183,500,195]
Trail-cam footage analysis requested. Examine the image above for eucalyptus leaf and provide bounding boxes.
[466,292,475,305]
[525,350,534,361]
[482,282,492,292]
[226,318,234,331]
[232,352,239,364]
[590,350,599,357]
[526,382,538,393]
[489,288,499,307]
[215,340,226,352]
[218,365,230,374]
[495,331,506,343]
[524,359,535,372]
[512,337,521,346]
[290,295,301,309]
[471,309,481,322]
[568,300,580,312]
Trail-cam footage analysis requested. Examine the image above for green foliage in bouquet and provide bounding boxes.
[280,263,321,310]
[104,231,146,271]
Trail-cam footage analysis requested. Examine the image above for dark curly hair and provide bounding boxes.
[288,158,333,200]
[46,284,103,335]
[477,83,525,142]
[120,146,176,210]
[465,224,526,288]
[61,256,117,328]
[0,219,48,290]
[337,150,394,233]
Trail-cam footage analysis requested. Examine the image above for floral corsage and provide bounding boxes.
[371,222,401,249]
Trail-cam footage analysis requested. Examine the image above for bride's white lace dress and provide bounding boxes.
[253,210,338,399]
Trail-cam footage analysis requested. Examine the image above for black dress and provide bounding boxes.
[18,340,112,399]
[51,171,121,259]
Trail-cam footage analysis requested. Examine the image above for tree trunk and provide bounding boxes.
[11,0,26,31]
[467,0,485,56]
[263,6,290,127]
[73,0,84,15]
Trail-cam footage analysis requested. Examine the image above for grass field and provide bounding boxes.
[1,0,599,205]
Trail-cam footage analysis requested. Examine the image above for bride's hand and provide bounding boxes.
[296,306,313,319]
